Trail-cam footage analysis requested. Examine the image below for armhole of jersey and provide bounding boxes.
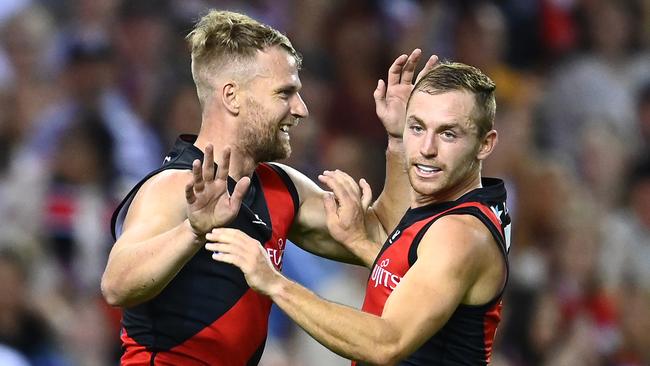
[112,193,136,240]
[264,163,299,216]
[406,206,510,303]
[110,162,189,240]
[407,219,438,266]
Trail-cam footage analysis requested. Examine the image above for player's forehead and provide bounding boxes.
[407,90,475,128]
[252,47,301,87]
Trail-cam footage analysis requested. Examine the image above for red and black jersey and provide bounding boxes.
[110,135,299,365]
[354,178,511,366]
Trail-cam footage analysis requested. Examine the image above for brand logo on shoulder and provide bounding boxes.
[370,257,401,290]
[163,156,171,163]
[388,229,401,244]
[490,202,512,252]
[252,213,267,226]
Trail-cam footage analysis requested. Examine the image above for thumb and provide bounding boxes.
[373,79,385,100]
[359,179,372,210]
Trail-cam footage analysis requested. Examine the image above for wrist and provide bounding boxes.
[387,136,404,153]
[267,272,289,299]
[184,219,206,245]
[346,236,380,267]
[359,239,381,267]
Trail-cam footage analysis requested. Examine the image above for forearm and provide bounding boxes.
[270,276,401,364]
[370,137,410,241]
[351,240,382,268]
[101,220,203,307]
[290,228,367,266]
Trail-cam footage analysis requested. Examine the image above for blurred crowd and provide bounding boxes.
[0,0,648,365]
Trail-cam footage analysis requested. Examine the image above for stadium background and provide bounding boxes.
[0,0,648,365]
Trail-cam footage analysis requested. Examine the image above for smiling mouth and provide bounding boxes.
[415,164,441,175]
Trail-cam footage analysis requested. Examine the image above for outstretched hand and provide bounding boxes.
[185,145,250,237]
[206,228,280,296]
[374,49,439,138]
[318,170,373,247]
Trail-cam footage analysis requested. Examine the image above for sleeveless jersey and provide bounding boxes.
[110,135,299,365]
[354,178,511,366]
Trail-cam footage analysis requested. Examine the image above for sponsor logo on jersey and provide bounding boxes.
[266,238,285,270]
[370,257,402,290]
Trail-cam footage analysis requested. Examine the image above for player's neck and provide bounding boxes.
[194,130,257,180]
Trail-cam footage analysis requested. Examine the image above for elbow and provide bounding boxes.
[366,343,404,366]
[101,274,127,307]
[358,342,407,365]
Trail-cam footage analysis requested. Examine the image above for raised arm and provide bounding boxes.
[371,49,439,237]
[286,50,439,267]
[101,146,249,307]
[205,214,505,364]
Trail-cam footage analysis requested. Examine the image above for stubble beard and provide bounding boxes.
[239,99,292,163]
[406,156,480,203]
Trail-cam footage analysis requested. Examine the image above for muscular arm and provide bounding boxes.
[101,170,201,307]
[252,215,503,364]
[102,145,249,307]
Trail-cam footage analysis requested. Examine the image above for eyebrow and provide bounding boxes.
[274,83,301,94]
[435,122,465,133]
[407,115,467,132]
[406,115,425,125]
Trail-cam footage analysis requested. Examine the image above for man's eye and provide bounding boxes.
[442,131,456,139]
[410,125,424,133]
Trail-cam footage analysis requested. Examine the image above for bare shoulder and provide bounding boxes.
[121,169,192,238]
[417,214,496,268]
[416,214,505,304]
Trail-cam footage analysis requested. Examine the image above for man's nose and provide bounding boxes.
[291,93,309,119]
[420,134,438,157]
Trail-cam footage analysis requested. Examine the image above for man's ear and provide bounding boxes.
[222,82,240,115]
[477,130,498,161]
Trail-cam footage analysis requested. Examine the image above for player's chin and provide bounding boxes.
[279,143,291,160]
[265,146,291,162]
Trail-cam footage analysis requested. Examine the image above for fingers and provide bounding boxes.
[415,54,439,84]
[205,228,260,262]
[386,54,408,86]
[359,178,373,210]
[211,251,239,266]
[206,227,256,245]
[399,48,422,85]
[216,146,231,181]
[185,181,196,204]
[229,176,251,208]
[318,170,359,203]
[191,159,204,192]
[373,79,386,102]
[203,144,215,182]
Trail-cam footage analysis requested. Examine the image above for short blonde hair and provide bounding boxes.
[187,10,301,108]
[411,62,496,138]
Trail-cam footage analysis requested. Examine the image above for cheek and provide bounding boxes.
[444,144,475,167]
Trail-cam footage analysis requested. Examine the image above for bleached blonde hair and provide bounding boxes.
[187,10,301,109]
